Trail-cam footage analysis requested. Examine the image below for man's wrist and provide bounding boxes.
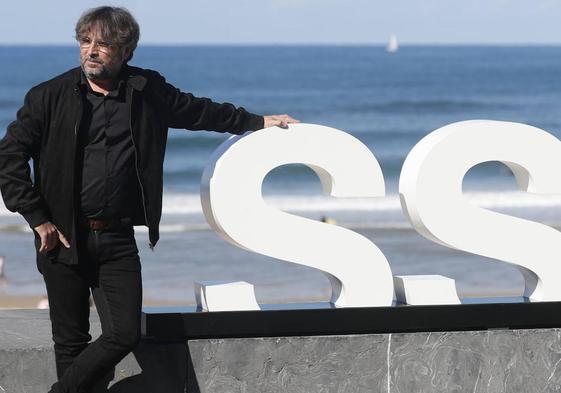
[20,208,49,230]
[245,114,265,131]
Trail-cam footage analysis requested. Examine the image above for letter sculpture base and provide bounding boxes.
[141,298,561,392]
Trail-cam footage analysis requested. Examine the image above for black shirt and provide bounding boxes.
[77,72,143,219]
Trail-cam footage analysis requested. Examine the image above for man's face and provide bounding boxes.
[78,29,130,81]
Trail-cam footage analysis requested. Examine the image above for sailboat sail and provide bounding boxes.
[387,34,399,53]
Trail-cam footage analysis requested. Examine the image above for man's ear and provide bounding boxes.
[121,47,132,62]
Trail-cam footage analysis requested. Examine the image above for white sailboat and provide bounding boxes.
[387,34,399,53]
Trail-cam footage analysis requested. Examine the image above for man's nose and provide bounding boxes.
[86,45,99,57]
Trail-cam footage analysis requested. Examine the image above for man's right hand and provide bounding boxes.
[34,221,71,253]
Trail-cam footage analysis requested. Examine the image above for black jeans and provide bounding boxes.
[39,222,142,393]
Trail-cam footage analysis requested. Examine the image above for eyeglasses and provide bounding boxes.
[77,37,115,53]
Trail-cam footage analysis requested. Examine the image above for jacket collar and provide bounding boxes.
[123,65,148,91]
[73,64,147,92]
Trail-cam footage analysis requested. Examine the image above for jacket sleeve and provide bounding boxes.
[153,73,264,134]
[0,89,49,228]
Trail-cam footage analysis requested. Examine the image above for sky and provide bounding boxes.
[1,0,561,45]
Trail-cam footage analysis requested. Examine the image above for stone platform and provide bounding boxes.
[0,309,185,393]
[188,329,561,393]
[3,309,561,392]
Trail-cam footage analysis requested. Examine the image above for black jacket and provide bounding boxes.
[0,65,264,264]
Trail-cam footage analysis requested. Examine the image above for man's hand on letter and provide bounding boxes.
[34,222,71,253]
[263,114,300,129]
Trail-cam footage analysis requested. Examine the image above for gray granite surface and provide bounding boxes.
[188,329,561,393]
[188,335,389,393]
[4,310,561,392]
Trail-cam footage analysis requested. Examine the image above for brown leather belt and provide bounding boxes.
[84,217,133,231]
[88,218,109,230]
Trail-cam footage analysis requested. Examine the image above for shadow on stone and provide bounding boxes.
[101,340,188,393]
[186,347,201,393]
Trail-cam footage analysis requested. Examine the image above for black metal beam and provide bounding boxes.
[142,298,561,340]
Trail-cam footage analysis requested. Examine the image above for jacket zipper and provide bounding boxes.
[71,87,83,263]
[128,88,152,249]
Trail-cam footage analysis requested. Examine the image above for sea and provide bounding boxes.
[1,45,561,305]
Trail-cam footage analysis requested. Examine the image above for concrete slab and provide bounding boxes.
[0,310,186,393]
[5,310,561,392]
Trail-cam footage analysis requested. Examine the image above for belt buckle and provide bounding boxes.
[88,219,107,230]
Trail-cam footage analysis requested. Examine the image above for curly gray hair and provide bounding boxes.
[75,6,140,62]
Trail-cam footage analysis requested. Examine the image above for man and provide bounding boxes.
[0,6,298,392]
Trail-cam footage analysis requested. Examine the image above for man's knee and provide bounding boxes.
[104,327,141,353]
[119,330,141,351]
[53,338,90,357]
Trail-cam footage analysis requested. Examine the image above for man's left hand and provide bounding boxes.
[263,114,300,129]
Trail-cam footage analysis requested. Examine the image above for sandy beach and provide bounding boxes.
[0,292,196,310]
[0,293,46,309]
